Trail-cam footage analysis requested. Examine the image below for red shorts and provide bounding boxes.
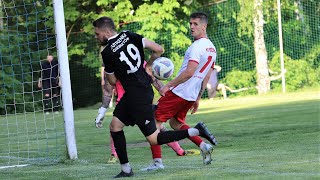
[155,90,195,123]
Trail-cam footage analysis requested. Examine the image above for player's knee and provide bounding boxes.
[169,118,181,130]
[110,118,124,132]
[146,131,159,145]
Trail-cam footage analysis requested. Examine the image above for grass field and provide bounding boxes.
[0,90,319,179]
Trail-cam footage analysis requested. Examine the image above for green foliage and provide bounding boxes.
[236,0,254,37]
[223,69,257,96]
[269,51,320,91]
[1,0,320,112]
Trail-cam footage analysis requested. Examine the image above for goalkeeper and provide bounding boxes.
[95,62,200,163]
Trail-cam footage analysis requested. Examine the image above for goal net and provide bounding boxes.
[0,0,67,167]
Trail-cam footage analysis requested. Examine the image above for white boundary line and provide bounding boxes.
[0,164,30,169]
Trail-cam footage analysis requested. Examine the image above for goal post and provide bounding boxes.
[0,0,77,167]
[53,0,77,160]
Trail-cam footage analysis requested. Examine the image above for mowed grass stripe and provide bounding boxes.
[0,90,319,179]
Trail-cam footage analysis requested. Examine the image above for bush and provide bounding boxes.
[269,52,320,91]
[222,69,257,96]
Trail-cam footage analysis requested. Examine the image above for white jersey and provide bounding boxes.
[172,38,216,101]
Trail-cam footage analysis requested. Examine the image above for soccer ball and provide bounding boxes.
[152,57,174,80]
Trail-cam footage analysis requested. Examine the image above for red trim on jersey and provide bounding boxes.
[211,62,215,69]
[199,56,213,73]
[189,60,199,64]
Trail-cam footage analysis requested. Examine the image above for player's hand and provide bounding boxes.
[95,117,104,128]
[159,85,169,96]
[95,107,107,128]
[95,114,104,128]
[190,100,199,114]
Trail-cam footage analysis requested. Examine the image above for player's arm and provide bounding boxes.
[197,67,213,101]
[100,66,114,104]
[100,66,105,86]
[102,80,114,107]
[190,67,214,114]
[152,78,165,92]
[159,61,197,96]
[144,38,164,69]
[105,73,117,86]
[144,64,164,92]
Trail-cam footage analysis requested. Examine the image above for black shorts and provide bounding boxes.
[42,79,59,95]
[113,85,157,137]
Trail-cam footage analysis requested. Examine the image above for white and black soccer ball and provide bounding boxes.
[152,57,174,80]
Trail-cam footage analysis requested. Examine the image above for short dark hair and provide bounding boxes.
[190,12,208,24]
[93,16,116,31]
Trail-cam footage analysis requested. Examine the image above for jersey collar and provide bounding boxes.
[108,33,119,40]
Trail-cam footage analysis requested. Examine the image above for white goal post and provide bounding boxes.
[53,0,78,160]
[0,0,77,168]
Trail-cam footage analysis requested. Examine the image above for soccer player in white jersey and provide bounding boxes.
[142,12,218,171]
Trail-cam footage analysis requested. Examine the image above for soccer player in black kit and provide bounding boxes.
[93,17,217,178]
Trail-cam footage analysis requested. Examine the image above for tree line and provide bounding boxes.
[0,0,319,113]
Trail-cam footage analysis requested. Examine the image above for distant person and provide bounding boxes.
[206,65,227,100]
[38,55,60,114]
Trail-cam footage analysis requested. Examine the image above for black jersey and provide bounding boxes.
[101,31,152,91]
[40,60,59,81]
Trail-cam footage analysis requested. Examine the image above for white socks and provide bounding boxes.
[121,163,131,173]
[154,158,162,164]
[199,142,206,150]
[187,128,200,137]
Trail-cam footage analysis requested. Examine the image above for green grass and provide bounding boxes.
[0,90,319,179]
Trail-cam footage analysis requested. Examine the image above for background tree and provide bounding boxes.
[236,0,269,94]
[1,0,319,113]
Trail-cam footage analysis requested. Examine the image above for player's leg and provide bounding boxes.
[152,104,186,156]
[42,80,50,114]
[110,116,133,178]
[108,118,118,164]
[111,98,134,178]
[151,91,217,146]
[160,124,186,156]
[141,120,164,171]
[143,91,217,169]
[51,80,60,113]
[170,117,214,165]
[165,94,217,164]
[107,130,118,163]
[142,91,184,171]
[108,81,125,162]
